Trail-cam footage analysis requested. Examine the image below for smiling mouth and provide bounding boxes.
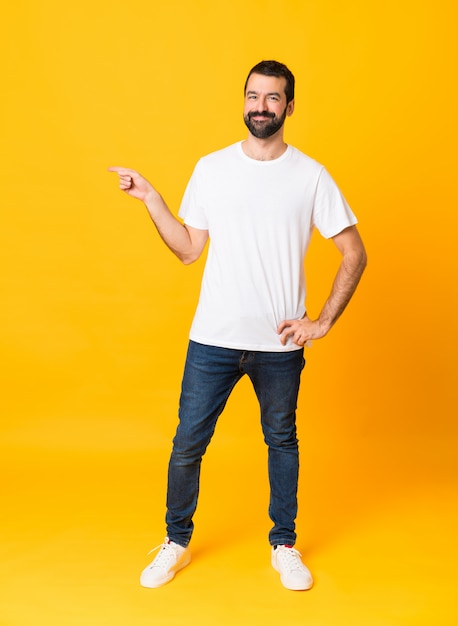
[248,111,275,121]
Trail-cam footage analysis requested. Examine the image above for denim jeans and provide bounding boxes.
[166,340,305,548]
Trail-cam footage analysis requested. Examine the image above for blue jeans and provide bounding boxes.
[166,340,305,548]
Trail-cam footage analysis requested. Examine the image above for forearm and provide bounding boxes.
[144,190,198,264]
[317,248,367,333]
[109,166,204,264]
[277,225,366,346]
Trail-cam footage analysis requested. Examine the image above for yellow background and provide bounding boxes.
[1,1,457,624]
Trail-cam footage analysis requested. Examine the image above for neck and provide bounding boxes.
[242,134,288,161]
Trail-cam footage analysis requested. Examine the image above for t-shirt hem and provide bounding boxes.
[188,334,303,353]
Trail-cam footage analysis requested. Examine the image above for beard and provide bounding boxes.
[243,106,288,139]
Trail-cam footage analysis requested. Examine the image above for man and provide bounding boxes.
[109,60,367,591]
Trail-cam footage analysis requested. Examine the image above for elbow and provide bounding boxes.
[352,240,368,273]
[355,250,368,280]
[179,251,200,265]
[171,243,201,265]
[360,248,368,272]
[345,246,367,279]
[362,247,368,271]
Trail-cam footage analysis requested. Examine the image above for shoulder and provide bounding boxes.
[287,145,324,173]
[190,143,241,181]
[198,142,240,166]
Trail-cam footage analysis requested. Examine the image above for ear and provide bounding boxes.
[286,99,295,116]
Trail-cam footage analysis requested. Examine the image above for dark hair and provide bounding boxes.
[244,60,295,104]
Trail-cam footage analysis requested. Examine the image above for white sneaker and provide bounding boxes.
[271,545,313,590]
[140,537,191,588]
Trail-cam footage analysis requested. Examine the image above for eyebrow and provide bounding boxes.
[246,90,282,97]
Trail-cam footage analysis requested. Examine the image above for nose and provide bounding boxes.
[258,95,268,110]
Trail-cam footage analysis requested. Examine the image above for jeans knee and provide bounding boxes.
[171,430,212,464]
[262,413,297,449]
[263,430,298,451]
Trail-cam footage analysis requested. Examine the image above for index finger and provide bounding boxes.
[107,166,135,175]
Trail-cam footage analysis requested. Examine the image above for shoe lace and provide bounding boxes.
[146,540,177,570]
[278,546,304,571]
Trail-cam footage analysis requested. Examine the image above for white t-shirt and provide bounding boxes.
[178,141,357,352]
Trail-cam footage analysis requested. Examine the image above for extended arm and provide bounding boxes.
[108,167,208,264]
[278,225,367,346]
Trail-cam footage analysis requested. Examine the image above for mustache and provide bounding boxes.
[248,110,276,120]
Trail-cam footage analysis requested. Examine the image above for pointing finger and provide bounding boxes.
[108,166,136,176]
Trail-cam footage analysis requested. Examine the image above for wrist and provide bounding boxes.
[144,187,160,204]
[316,316,332,336]
[143,189,165,215]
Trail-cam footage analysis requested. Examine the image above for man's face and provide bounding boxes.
[243,73,294,139]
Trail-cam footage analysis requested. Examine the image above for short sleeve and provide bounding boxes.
[178,160,209,230]
[313,168,358,239]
